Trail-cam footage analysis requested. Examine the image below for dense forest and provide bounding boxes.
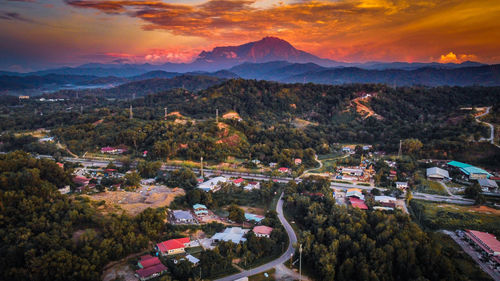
[1,80,498,166]
[284,177,492,281]
[0,152,168,280]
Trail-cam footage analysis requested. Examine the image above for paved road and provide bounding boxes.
[215,192,297,281]
[476,106,499,148]
[443,230,500,281]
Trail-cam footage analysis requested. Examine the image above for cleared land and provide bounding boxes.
[411,200,500,236]
[85,186,185,216]
[414,178,449,196]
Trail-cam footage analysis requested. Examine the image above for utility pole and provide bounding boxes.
[398,139,402,158]
[164,107,168,120]
[129,104,133,119]
[290,253,293,269]
[216,108,219,123]
[299,244,303,281]
[80,105,83,114]
[200,156,204,179]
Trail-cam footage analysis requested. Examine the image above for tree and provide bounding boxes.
[402,138,423,156]
[124,171,141,188]
[227,204,245,223]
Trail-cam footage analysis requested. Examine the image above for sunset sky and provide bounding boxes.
[1,0,499,71]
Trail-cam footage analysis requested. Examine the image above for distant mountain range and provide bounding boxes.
[0,37,498,92]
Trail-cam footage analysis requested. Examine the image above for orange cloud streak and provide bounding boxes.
[63,0,500,63]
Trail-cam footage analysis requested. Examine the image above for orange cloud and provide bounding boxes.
[439,52,478,63]
[61,0,500,63]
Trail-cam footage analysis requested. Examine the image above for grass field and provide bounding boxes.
[414,178,449,196]
[411,200,500,236]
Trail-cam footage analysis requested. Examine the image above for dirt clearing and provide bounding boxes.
[85,185,185,216]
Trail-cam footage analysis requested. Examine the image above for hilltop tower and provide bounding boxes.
[129,105,133,119]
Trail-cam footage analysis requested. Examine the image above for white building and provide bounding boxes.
[244,181,260,191]
[211,227,249,244]
[198,176,227,192]
[426,167,450,180]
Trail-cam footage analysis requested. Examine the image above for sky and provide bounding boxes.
[1,0,499,71]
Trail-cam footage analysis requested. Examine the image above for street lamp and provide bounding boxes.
[299,244,302,281]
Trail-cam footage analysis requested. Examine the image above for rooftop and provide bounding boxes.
[253,225,273,236]
[173,210,194,220]
[447,161,472,168]
[136,264,167,278]
[465,230,500,255]
[157,237,190,252]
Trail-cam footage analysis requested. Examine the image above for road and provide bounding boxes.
[55,156,476,204]
[443,230,500,281]
[214,192,298,281]
[475,106,499,148]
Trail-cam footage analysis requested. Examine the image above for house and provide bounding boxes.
[73,176,90,187]
[156,237,191,256]
[137,255,161,269]
[172,210,195,223]
[278,167,290,174]
[349,197,368,210]
[198,176,227,192]
[395,181,408,190]
[346,188,365,200]
[135,255,167,281]
[375,196,397,208]
[294,158,302,165]
[389,170,397,178]
[233,178,244,186]
[362,145,372,151]
[253,225,273,238]
[38,137,54,143]
[251,159,261,165]
[56,162,64,169]
[101,146,118,154]
[135,264,168,281]
[244,181,260,191]
[193,204,208,216]
[245,213,264,223]
[18,95,29,99]
[426,167,450,180]
[478,179,498,191]
[211,227,249,244]
[269,162,277,168]
[464,230,500,257]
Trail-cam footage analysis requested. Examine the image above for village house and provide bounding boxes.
[294,158,302,165]
[100,146,118,154]
[349,197,368,210]
[278,167,290,174]
[346,188,365,200]
[156,237,191,256]
[193,204,208,216]
[244,181,260,191]
[135,255,167,281]
[463,230,500,258]
[395,181,408,190]
[172,210,196,224]
[253,225,273,238]
[233,177,244,186]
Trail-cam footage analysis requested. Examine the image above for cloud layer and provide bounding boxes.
[60,0,500,62]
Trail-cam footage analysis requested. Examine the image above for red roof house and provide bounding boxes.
[101,146,117,154]
[138,255,161,269]
[233,178,244,185]
[156,237,190,256]
[135,264,167,281]
[73,176,90,186]
[349,197,368,210]
[253,225,273,238]
[278,167,290,173]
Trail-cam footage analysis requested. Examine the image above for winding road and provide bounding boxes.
[214,192,298,281]
[475,106,499,148]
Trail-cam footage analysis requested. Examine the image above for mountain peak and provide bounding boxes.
[196,37,323,65]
